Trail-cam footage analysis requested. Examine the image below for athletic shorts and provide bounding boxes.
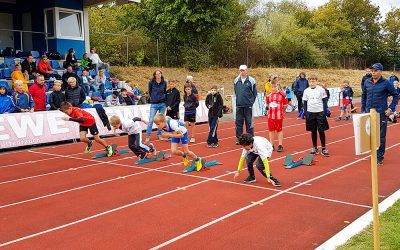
[305,111,329,132]
[287,98,292,102]
[166,109,179,120]
[340,106,348,111]
[184,113,196,123]
[268,119,283,132]
[79,123,99,135]
[171,132,189,145]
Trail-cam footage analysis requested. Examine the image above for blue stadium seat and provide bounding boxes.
[30,51,40,59]
[92,91,102,99]
[104,80,113,90]
[50,60,62,69]
[4,57,15,67]
[0,69,3,79]
[104,91,113,99]
[104,71,110,78]
[46,92,51,104]
[89,70,97,77]
[3,68,12,79]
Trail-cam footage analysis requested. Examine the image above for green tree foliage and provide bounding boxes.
[88,0,399,70]
[382,8,400,68]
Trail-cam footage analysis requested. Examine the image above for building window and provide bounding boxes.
[45,9,55,38]
[59,11,82,38]
[44,8,84,40]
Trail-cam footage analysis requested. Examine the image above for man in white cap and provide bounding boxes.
[362,63,398,165]
[233,65,257,144]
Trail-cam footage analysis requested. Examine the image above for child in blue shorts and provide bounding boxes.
[153,113,204,171]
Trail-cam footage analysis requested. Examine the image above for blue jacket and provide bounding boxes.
[362,76,399,114]
[0,91,15,114]
[13,90,34,112]
[148,79,166,104]
[294,78,309,94]
[234,75,257,107]
[389,75,399,85]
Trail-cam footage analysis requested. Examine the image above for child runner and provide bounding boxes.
[205,85,224,148]
[166,79,181,120]
[60,101,113,156]
[302,75,330,156]
[109,115,157,159]
[283,85,296,112]
[336,80,353,121]
[153,113,204,171]
[234,133,281,186]
[183,82,199,143]
[266,80,288,152]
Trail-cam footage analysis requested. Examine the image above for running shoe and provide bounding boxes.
[244,176,256,183]
[106,145,113,157]
[321,149,330,157]
[84,140,93,153]
[310,147,319,155]
[269,175,281,187]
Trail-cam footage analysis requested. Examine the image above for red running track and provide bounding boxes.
[1,107,400,249]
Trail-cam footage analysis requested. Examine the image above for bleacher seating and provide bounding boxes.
[104,80,113,90]
[30,51,40,59]
[2,68,12,80]
[50,60,62,70]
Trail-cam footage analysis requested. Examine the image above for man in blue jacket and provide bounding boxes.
[234,65,257,144]
[362,63,399,165]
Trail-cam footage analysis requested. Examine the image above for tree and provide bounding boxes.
[382,8,400,69]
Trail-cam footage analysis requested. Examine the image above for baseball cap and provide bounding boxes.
[239,65,247,70]
[370,63,383,71]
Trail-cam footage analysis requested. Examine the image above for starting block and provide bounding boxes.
[92,144,130,159]
[183,159,222,173]
[135,150,171,164]
[284,154,316,169]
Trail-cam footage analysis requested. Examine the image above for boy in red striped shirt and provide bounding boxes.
[266,80,288,152]
[60,101,113,156]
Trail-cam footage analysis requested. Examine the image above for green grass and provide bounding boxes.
[336,200,400,250]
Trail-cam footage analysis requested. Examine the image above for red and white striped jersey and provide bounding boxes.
[266,91,288,120]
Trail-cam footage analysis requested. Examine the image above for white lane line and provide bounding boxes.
[316,188,400,250]
[0,118,276,169]
[1,123,355,207]
[149,141,400,249]
[2,122,352,185]
[0,128,391,246]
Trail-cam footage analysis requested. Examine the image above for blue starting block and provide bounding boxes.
[92,144,130,159]
[135,151,171,164]
[183,160,222,173]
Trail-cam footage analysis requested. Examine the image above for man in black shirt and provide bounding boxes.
[21,55,37,80]
[119,88,135,106]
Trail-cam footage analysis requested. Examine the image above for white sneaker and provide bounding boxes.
[190,137,195,143]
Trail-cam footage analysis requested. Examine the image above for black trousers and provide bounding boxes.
[207,116,219,144]
[128,133,150,157]
[246,152,268,178]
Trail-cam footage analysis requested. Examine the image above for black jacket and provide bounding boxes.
[49,91,66,110]
[205,92,223,118]
[166,88,181,111]
[21,60,37,75]
[183,93,199,112]
[65,86,86,107]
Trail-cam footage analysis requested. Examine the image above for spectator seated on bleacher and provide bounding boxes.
[49,80,66,110]
[81,53,94,71]
[94,69,107,97]
[21,55,37,80]
[0,83,15,114]
[38,55,61,80]
[118,88,136,106]
[89,47,110,72]
[105,90,121,107]
[13,80,34,113]
[65,77,86,107]
[29,75,47,112]
[62,65,80,91]
[11,64,30,91]
[80,69,95,96]
[65,48,80,69]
